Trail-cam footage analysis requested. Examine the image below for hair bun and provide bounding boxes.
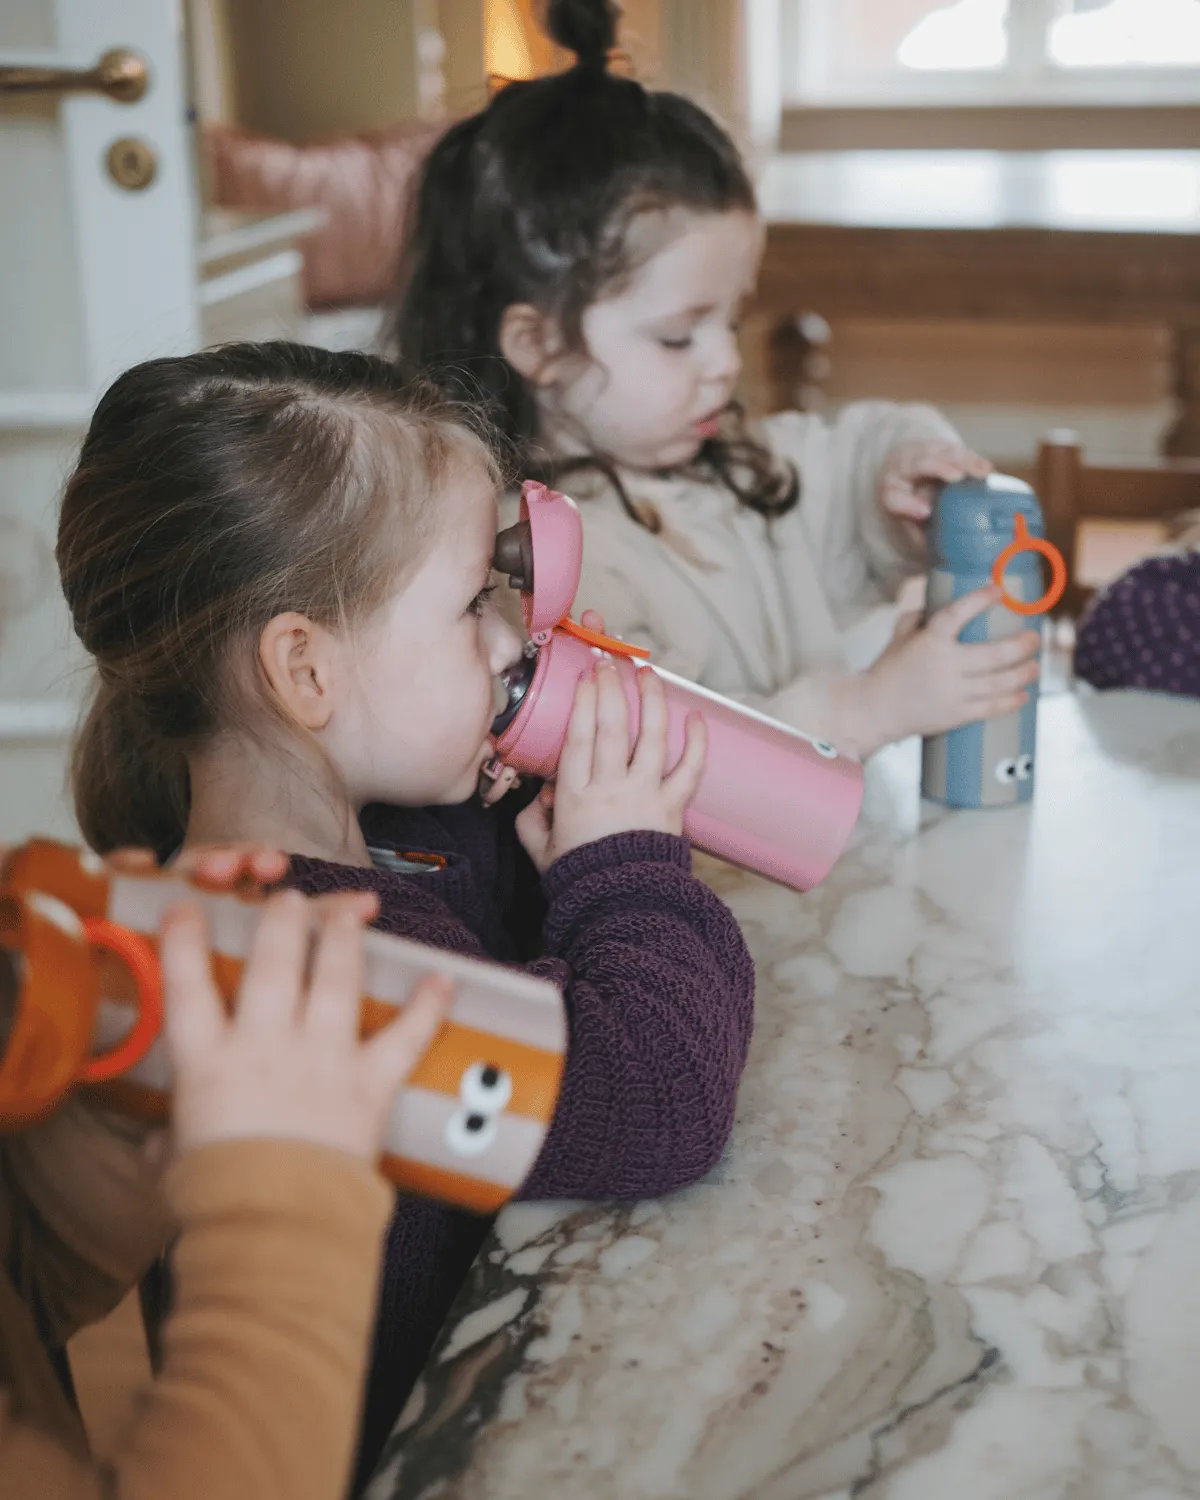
[544,0,619,69]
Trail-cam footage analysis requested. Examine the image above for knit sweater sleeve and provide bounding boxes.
[765,402,962,611]
[518,832,756,1201]
[1074,551,1200,698]
[286,823,756,1204]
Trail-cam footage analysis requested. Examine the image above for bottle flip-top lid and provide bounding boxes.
[931,474,1043,569]
[493,481,584,641]
[932,473,1067,616]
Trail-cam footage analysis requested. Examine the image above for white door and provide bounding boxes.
[0,0,200,844]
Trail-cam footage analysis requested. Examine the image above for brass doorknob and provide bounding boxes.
[0,47,149,104]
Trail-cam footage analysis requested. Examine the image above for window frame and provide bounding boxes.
[783,0,1200,107]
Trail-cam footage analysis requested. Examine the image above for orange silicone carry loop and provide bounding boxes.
[557,616,651,659]
[80,918,163,1083]
[991,514,1068,617]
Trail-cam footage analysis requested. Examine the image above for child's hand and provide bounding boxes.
[160,889,451,1162]
[515,659,707,874]
[857,585,1041,750]
[108,844,290,890]
[879,439,992,522]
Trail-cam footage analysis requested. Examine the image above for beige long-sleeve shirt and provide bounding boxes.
[504,401,959,752]
[0,1106,392,1500]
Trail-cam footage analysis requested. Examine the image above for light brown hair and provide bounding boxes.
[57,342,495,859]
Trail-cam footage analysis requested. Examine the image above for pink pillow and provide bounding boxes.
[203,119,447,309]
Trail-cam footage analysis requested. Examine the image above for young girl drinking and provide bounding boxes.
[55,341,755,1492]
[390,0,1043,760]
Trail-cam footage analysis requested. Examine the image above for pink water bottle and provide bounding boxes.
[489,482,864,892]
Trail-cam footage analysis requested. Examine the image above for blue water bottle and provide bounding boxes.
[920,474,1065,809]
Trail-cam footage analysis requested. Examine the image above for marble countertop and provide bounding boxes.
[367,688,1200,1500]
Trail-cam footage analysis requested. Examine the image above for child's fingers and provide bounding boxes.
[236,889,311,1033]
[909,456,977,484]
[890,441,990,483]
[514,796,552,867]
[629,667,668,780]
[107,847,158,875]
[246,848,291,883]
[662,711,707,806]
[880,482,932,521]
[930,442,991,476]
[960,629,1041,675]
[973,688,1032,721]
[480,763,520,807]
[310,890,380,924]
[159,900,225,1059]
[969,661,1041,699]
[927,585,1002,640]
[580,608,607,635]
[171,847,240,886]
[303,904,370,1040]
[591,662,632,782]
[558,676,598,790]
[173,844,290,890]
[890,608,924,646]
[362,975,453,1103]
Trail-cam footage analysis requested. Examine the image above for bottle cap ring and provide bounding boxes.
[557,616,651,659]
[991,514,1068,617]
[79,918,163,1082]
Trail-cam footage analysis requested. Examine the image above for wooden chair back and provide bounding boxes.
[1036,430,1200,613]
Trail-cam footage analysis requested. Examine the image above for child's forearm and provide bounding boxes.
[0,1139,392,1500]
[102,1140,390,1500]
[751,669,891,762]
[821,671,894,760]
[519,832,756,1202]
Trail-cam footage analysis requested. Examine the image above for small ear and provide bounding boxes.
[258,612,335,731]
[499,303,567,385]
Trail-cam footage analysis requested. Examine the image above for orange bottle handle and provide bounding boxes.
[990,514,1068,617]
[557,616,651,659]
[80,918,164,1083]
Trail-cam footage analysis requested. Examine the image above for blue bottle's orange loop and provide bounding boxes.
[991,513,1068,617]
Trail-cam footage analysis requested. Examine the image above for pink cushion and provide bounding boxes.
[203,120,446,309]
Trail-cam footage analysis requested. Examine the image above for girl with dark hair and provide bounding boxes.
[55,340,754,1491]
[392,0,1042,758]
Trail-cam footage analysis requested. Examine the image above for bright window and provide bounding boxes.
[1049,0,1200,68]
[785,0,1200,103]
[898,0,1011,72]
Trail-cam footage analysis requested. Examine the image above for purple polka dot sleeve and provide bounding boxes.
[1074,552,1200,699]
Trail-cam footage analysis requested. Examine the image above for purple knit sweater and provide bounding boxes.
[1075,551,1200,698]
[286,790,755,1490]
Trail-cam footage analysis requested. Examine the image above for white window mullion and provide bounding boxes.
[1008,0,1055,78]
[780,0,1200,108]
[789,0,834,102]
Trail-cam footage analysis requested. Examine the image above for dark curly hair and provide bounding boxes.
[389,0,798,529]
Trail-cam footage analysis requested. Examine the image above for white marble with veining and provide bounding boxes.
[368,688,1200,1500]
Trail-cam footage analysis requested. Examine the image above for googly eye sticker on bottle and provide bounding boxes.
[443,1060,514,1158]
